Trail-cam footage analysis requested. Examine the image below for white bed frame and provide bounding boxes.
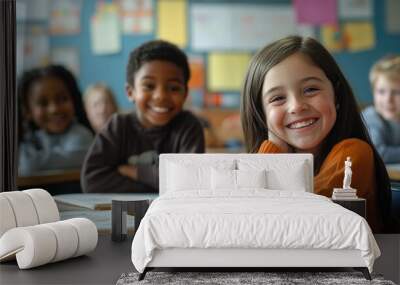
[139,154,371,280]
[148,249,365,268]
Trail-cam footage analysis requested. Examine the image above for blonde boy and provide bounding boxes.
[362,55,400,163]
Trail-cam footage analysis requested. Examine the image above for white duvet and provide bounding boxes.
[131,190,380,273]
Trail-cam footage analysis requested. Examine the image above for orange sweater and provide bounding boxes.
[258,138,381,232]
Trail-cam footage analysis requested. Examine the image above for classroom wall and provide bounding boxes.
[334,0,400,105]
[27,0,400,110]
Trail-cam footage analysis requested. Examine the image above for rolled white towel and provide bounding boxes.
[42,220,79,262]
[0,191,39,227]
[64,218,98,257]
[0,225,57,268]
[0,196,17,237]
[0,189,59,238]
[0,218,98,269]
[23,189,59,224]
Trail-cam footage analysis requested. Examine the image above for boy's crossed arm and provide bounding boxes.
[118,118,205,188]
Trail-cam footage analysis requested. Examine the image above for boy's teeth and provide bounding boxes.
[151,106,169,113]
[288,119,316,129]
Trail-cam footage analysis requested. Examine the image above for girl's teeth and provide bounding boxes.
[289,119,316,129]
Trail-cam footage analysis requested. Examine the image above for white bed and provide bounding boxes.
[131,154,380,280]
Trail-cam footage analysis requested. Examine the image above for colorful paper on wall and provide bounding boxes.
[343,21,375,51]
[207,53,251,92]
[157,0,187,47]
[90,3,121,55]
[293,0,337,25]
[24,25,50,69]
[50,0,82,35]
[188,56,205,90]
[320,25,343,52]
[191,4,297,51]
[51,47,80,76]
[17,0,49,21]
[119,0,153,34]
[338,0,372,19]
[386,0,400,34]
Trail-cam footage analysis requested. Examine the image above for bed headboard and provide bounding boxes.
[159,153,314,195]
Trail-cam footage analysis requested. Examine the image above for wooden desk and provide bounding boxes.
[387,164,400,181]
[17,169,81,187]
[17,169,81,195]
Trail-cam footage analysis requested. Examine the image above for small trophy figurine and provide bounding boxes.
[332,156,357,199]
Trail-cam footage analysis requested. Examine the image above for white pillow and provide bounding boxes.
[166,160,235,192]
[211,169,267,191]
[167,162,210,191]
[211,168,236,190]
[237,169,267,189]
[267,162,307,191]
[237,159,308,192]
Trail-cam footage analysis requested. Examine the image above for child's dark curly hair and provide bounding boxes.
[126,40,190,87]
[17,65,93,142]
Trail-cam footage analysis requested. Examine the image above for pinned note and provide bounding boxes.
[338,0,373,19]
[386,0,400,34]
[50,0,82,35]
[120,0,153,34]
[191,4,296,51]
[207,53,251,92]
[157,0,187,47]
[293,0,337,25]
[343,21,375,52]
[320,25,343,52]
[17,0,49,21]
[24,25,50,68]
[90,3,121,55]
[188,56,205,90]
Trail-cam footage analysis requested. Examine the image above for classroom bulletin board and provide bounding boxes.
[17,0,400,110]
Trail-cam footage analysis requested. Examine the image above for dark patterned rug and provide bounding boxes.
[116,271,396,285]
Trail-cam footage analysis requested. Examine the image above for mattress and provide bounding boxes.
[131,190,380,273]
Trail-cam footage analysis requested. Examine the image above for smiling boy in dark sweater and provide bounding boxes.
[81,40,205,193]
